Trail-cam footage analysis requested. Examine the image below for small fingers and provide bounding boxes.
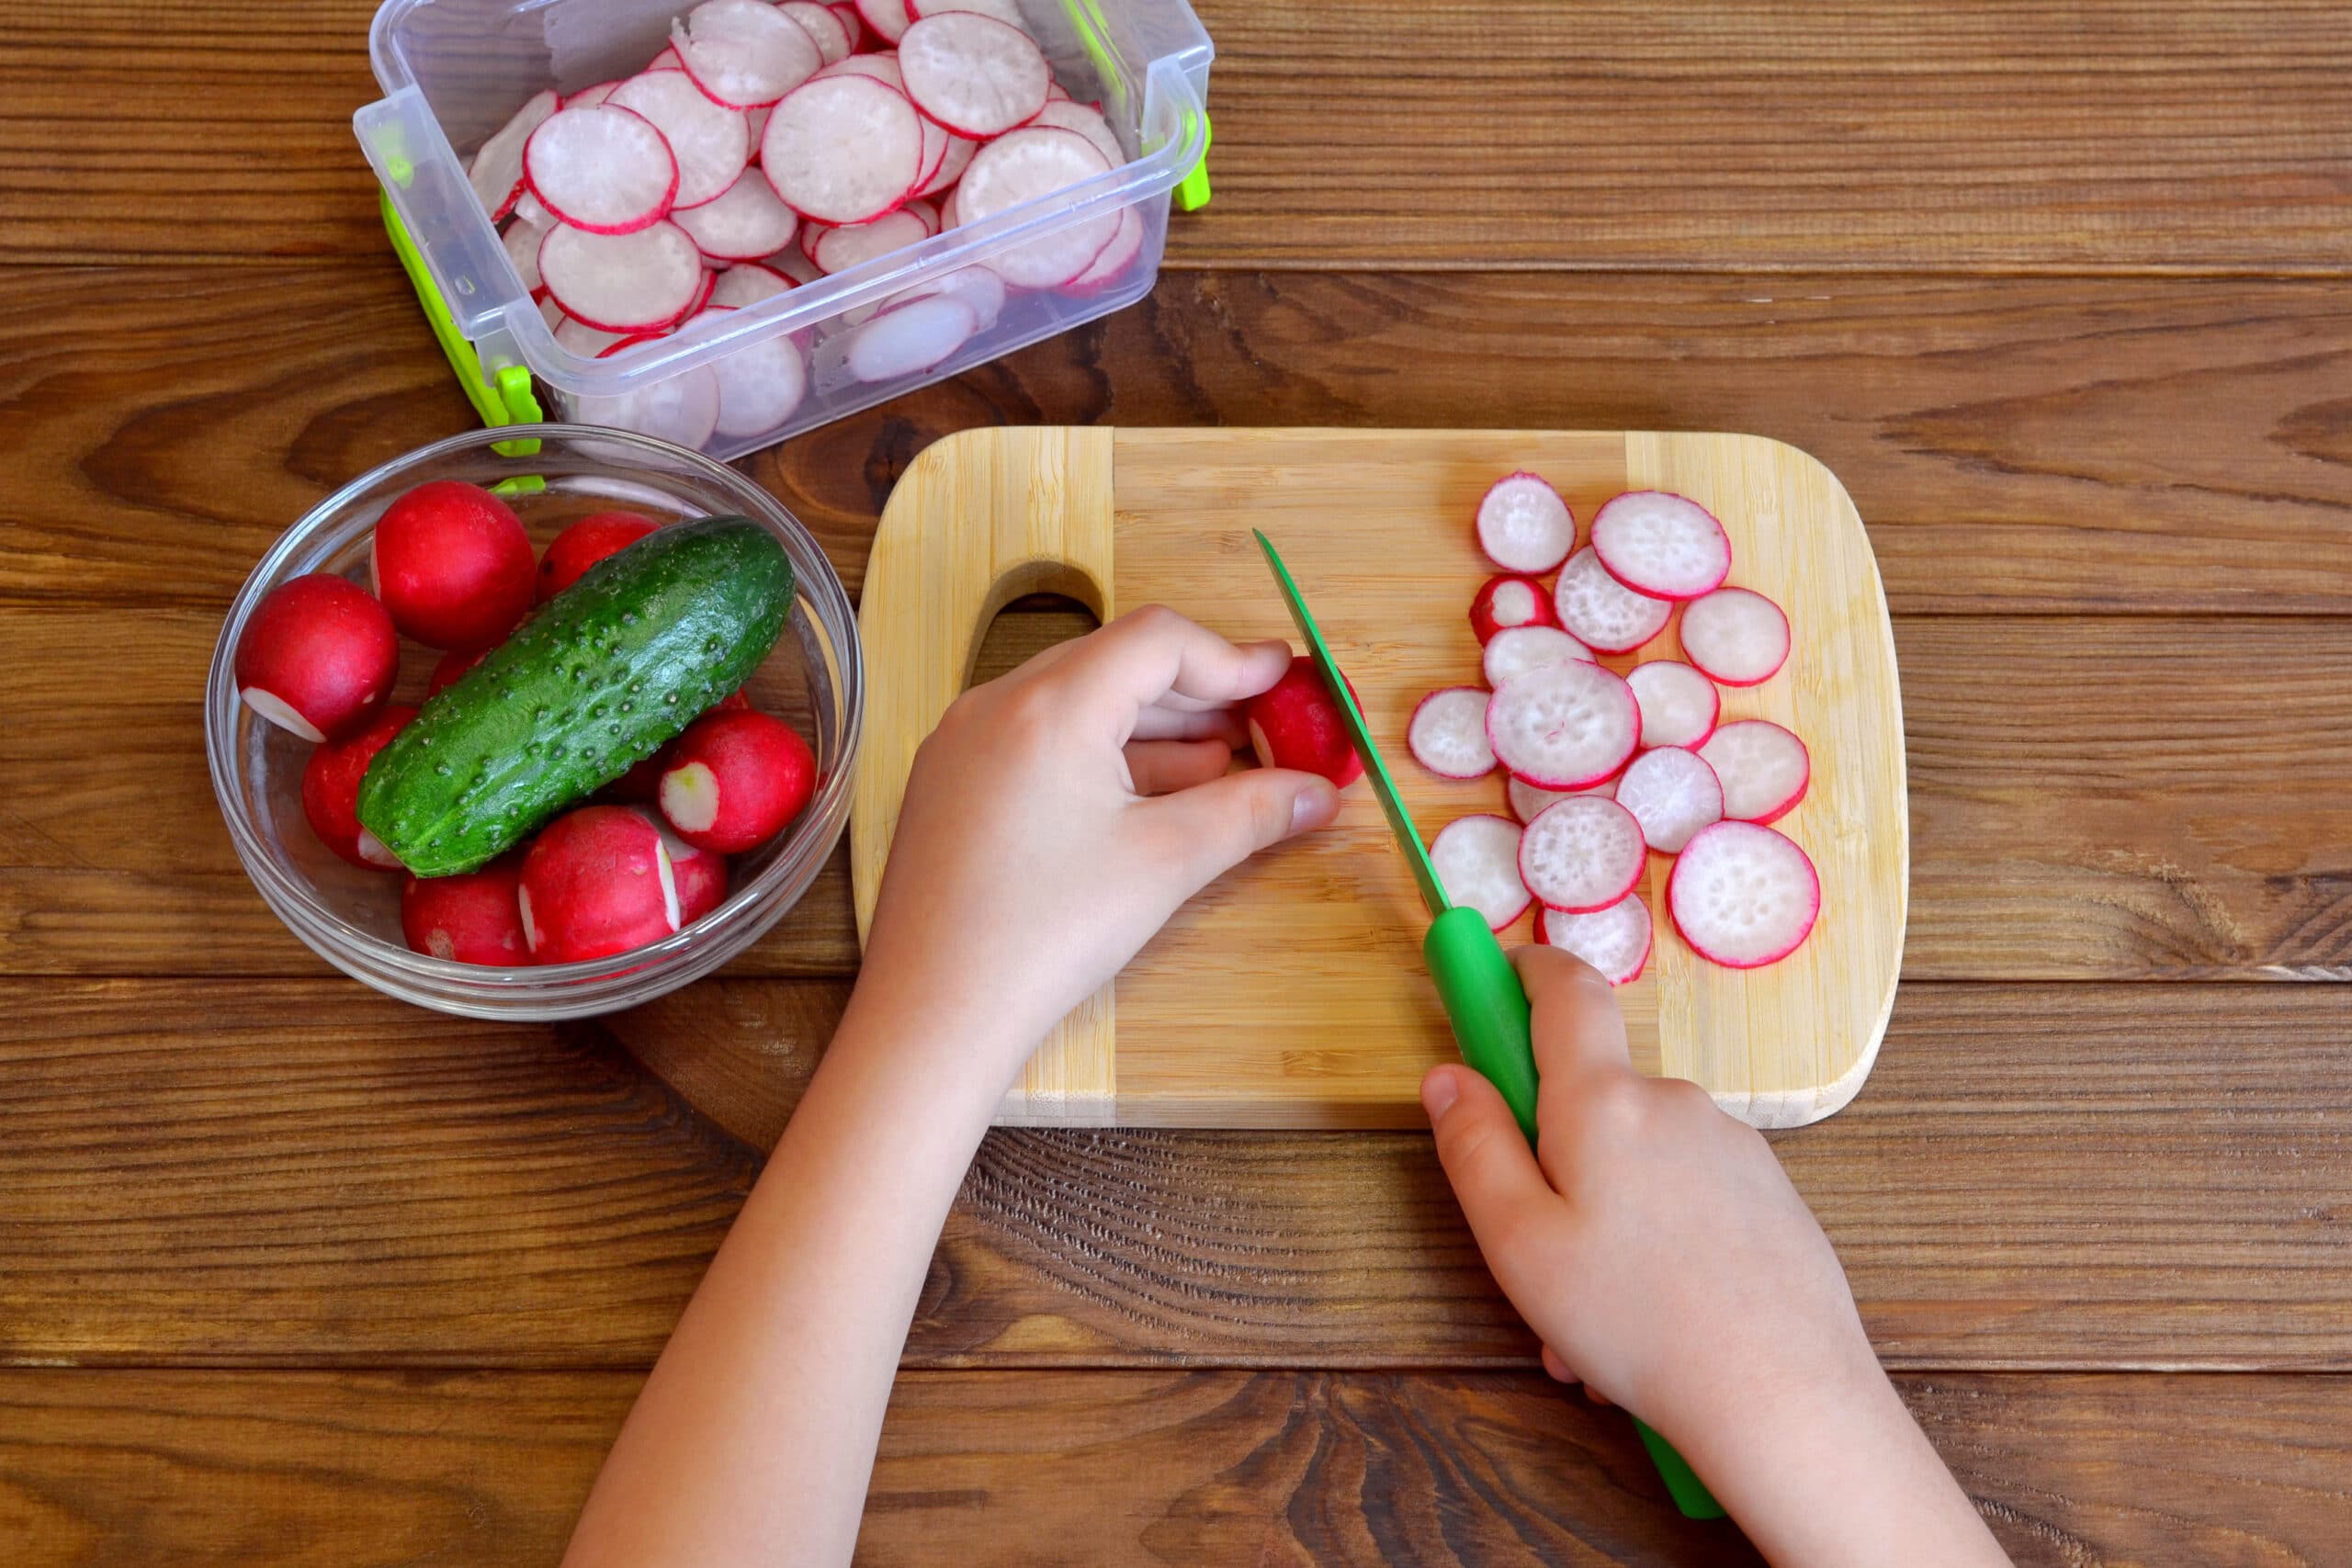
[1067,606,1293,716]
[1510,944,1634,1089]
[1131,702,1250,745]
[1124,739,1236,796]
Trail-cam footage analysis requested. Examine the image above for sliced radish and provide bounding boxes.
[518,806,682,962]
[1679,586,1791,688]
[693,309,809,434]
[1243,656,1363,788]
[564,80,620,110]
[915,130,978,197]
[1407,686,1495,779]
[779,0,854,62]
[1475,471,1575,575]
[1697,720,1810,825]
[523,105,679,235]
[555,314,634,356]
[1045,79,1070,101]
[886,262,1004,329]
[371,480,536,652]
[425,646,492,697]
[814,51,904,88]
[673,171,800,259]
[537,512,659,602]
[607,70,752,208]
[829,0,865,46]
[502,213,550,297]
[1668,821,1819,969]
[1538,896,1652,987]
[708,261,797,307]
[911,112,951,195]
[1430,815,1530,931]
[854,0,911,43]
[1481,624,1591,688]
[762,73,923,222]
[898,12,1047,136]
[812,208,930,273]
[302,705,418,868]
[846,292,979,379]
[1509,773,1614,825]
[1026,98,1122,167]
[469,88,560,221]
[1468,573,1559,644]
[671,0,824,109]
[402,856,535,965]
[571,365,724,449]
[1589,491,1731,602]
[538,220,705,333]
[1612,746,1724,855]
[902,197,941,235]
[951,126,1117,287]
[1624,660,1720,750]
[768,243,826,285]
[1518,795,1645,913]
[514,190,553,227]
[1486,660,1640,790]
[649,45,683,70]
[658,709,819,852]
[909,0,1028,27]
[1068,205,1144,292]
[1553,545,1671,654]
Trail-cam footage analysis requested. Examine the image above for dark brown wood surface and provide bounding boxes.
[1,0,2347,1562]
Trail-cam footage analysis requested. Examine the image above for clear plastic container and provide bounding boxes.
[355,0,1214,460]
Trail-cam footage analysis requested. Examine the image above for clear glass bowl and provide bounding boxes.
[205,425,862,1020]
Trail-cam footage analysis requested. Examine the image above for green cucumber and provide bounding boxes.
[358,515,793,876]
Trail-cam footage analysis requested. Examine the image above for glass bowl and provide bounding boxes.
[206,425,862,1020]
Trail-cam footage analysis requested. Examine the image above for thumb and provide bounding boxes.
[1139,765,1340,892]
[1421,1064,1558,1242]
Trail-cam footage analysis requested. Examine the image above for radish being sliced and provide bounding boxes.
[1697,720,1810,825]
[1538,895,1653,986]
[1430,815,1530,931]
[1624,659,1720,750]
[1069,205,1144,291]
[761,74,923,222]
[538,220,704,333]
[469,88,559,220]
[1486,660,1640,790]
[502,213,550,296]
[1468,572,1558,644]
[1509,773,1615,824]
[524,105,679,234]
[689,309,809,434]
[846,292,980,380]
[1026,98,1122,167]
[1668,821,1819,969]
[949,125,1116,287]
[1475,471,1575,575]
[570,364,723,449]
[1553,545,1671,654]
[1482,624,1591,688]
[673,170,800,259]
[854,0,911,43]
[671,0,824,108]
[1407,686,1495,779]
[899,12,1049,137]
[607,70,752,209]
[813,208,930,273]
[1589,491,1732,601]
[708,261,797,307]
[779,0,854,62]
[915,130,978,197]
[1518,795,1646,913]
[1612,745,1724,855]
[1679,586,1791,688]
[909,0,1029,28]
[564,80,620,110]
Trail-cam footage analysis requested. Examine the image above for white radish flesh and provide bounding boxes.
[899,12,1049,137]
[673,169,800,259]
[607,70,752,209]
[812,208,930,273]
[854,0,911,43]
[524,105,679,234]
[1026,98,1123,168]
[1612,745,1724,854]
[1539,896,1653,986]
[1517,796,1646,913]
[1509,773,1614,824]
[707,261,797,307]
[949,126,1116,287]
[1407,686,1495,779]
[1624,659,1719,750]
[1589,490,1732,601]
[1475,471,1575,574]
[687,309,810,434]
[538,220,705,332]
[1697,720,1810,825]
[1679,586,1791,687]
[1668,821,1819,968]
[779,0,854,62]
[847,293,980,379]
[469,88,560,220]
[1485,660,1640,790]
[1482,625,1591,688]
[814,52,905,88]
[1553,546,1671,653]
[571,365,722,449]
[1430,815,1530,931]
[671,0,824,108]
[762,74,923,222]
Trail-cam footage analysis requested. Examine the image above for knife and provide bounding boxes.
[1253,529,1725,1523]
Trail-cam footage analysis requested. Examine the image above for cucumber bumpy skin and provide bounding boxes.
[357,515,793,876]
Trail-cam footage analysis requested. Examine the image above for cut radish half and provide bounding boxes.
[1624,660,1720,750]
[813,208,929,272]
[469,88,559,220]
[1476,471,1575,575]
[571,365,722,449]
[673,169,801,259]
[672,0,824,108]
[708,261,796,307]
[847,293,980,379]
[683,309,809,435]
[950,125,1116,287]
[1589,491,1731,601]
[524,105,679,234]
[779,0,854,62]
[1510,773,1615,825]
[899,12,1049,137]
[1679,587,1791,687]
[555,314,632,356]
[915,130,978,197]
[1482,625,1591,688]
[503,213,550,296]
[1468,573,1558,644]
[538,220,704,332]
[1069,205,1144,291]
[1697,720,1810,825]
[1553,545,1671,654]
[1407,686,1495,779]
[564,80,620,110]
[761,74,923,222]
[1538,895,1652,986]
[910,0,1029,27]
[607,70,752,208]
[1486,660,1640,790]
[1026,98,1123,167]
[1518,796,1646,914]
[1612,746,1724,855]
[1430,815,1530,931]
[649,45,682,70]
[854,0,911,43]
[1668,821,1819,969]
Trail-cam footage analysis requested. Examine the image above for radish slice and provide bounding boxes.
[1476,471,1575,575]
[1486,660,1639,790]
[1430,815,1530,931]
[1026,98,1123,167]
[1668,821,1819,968]
[564,80,620,110]
[779,0,854,62]
[555,314,632,356]
[688,310,809,435]
[671,0,824,108]
[1553,545,1671,654]
[814,52,905,88]
[1697,720,1810,825]
[539,297,569,331]
[761,74,923,222]
[1482,625,1591,688]
[1468,572,1558,643]
[469,88,560,220]
[915,130,978,197]
[708,261,797,307]
[1679,587,1791,688]
[854,0,911,43]
[571,365,722,449]
[1589,491,1732,601]
[649,45,683,70]
[949,125,1116,287]
[514,190,553,228]
[812,208,929,273]
[1510,773,1616,824]
[538,220,705,332]
[673,169,800,259]
[1069,205,1144,291]
[1407,686,1495,779]
[1538,895,1653,986]
[912,114,951,195]
[1612,746,1724,854]
[607,70,752,209]
[899,13,1049,137]
[903,197,941,236]
[1518,796,1646,913]
[910,0,1029,27]
[768,243,825,285]
[524,105,679,234]
[847,292,980,379]
[887,262,1004,330]
[1624,660,1720,750]
[503,213,550,296]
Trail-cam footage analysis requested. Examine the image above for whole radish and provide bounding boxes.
[425,646,492,699]
[234,573,400,741]
[300,704,418,868]
[371,480,537,651]
[1242,655,1363,788]
[401,855,534,964]
[658,709,817,854]
[537,512,660,601]
[604,689,750,802]
[518,806,681,963]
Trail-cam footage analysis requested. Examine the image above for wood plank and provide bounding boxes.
[8,264,2352,614]
[5,1367,2350,1566]
[6,977,2351,1369]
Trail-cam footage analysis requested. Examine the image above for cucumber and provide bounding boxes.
[358,515,793,876]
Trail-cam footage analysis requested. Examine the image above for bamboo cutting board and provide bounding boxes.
[852,428,1905,1131]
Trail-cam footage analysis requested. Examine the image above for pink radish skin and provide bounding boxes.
[1698,720,1811,825]
[425,646,491,698]
[1485,660,1641,791]
[1243,656,1363,788]
[607,69,753,208]
[300,704,417,868]
[761,73,924,223]
[1668,820,1819,969]
[1624,659,1720,750]
[519,806,682,963]
[1475,471,1576,575]
[1407,686,1495,780]
[555,314,633,357]
[1553,545,1671,654]
[1611,745,1724,855]
[523,105,679,235]
[1517,795,1646,914]
[1537,896,1652,987]
[669,0,824,110]
[659,708,819,853]
[537,512,660,602]
[469,88,559,220]
[1679,586,1791,688]
[1468,573,1560,644]
[234,574,400,742]
[1481,624,1591,688]
[370,480,537,653]
[898,12,1049,137]
[401,855,535,965]
[1068,205,1144,292]
[1509,773,1615,824]
[1589,491,1732,602]
[1429,814,1530,931]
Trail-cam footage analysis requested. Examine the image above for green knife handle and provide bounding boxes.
[1422,905,1726,1522]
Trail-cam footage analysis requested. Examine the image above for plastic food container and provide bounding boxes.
[355,0,1215,461]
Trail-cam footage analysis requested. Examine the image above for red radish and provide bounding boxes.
[1509,773,1615,824]
[607,70,752,208]
[518,806,682,962]
[1537,895,1652,987]
[635,809,732,924]
[1624,659,1719,750]
[779,0,854,62]
[1429,814,1530,931]
[401,856,534,964]
[670,0,824,110]
[1518,795,1646,913]
[1668,820,1819,968]
[300,704,417,868]
[1612,745,1724,855]
[538,512,660,601]
[425,646,491,698]
[1553,545,1671,654]
[540,219,706,333]
[1407,686,1495,779]
[692,309,809,434]
[715,688,753,711]
[469,88,560,220]
[524,104,680,235]
[234,574,400,742]
[854,0,911,43]
[812,208,930,273]
[1589,491,1732,602]
[708,261,797,307]
[370,480,537,651]
[1486,660,1640,790]
[847,293,978,380]
[762,74,923,222]
[898,12,1048,136]
[571,364,723,448]
[1481,624,1591,688]
[1025,98,1122,168]
[605,738,677,804]
[1475,471,1575,575]
[1468,573,1558,644]
[659,708,818,853]
[1697,720,1810,825]
[1679,586,1791,688]
[951,126,1118,287]
[1242,656,1363,788]
[673,170,801,259]
[909,0,1028,26]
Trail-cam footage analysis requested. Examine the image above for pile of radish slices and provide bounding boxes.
[466,0,1140,446]
[1410,473,1819,982]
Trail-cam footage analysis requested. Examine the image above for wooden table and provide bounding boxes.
[4,3,2349,1561]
